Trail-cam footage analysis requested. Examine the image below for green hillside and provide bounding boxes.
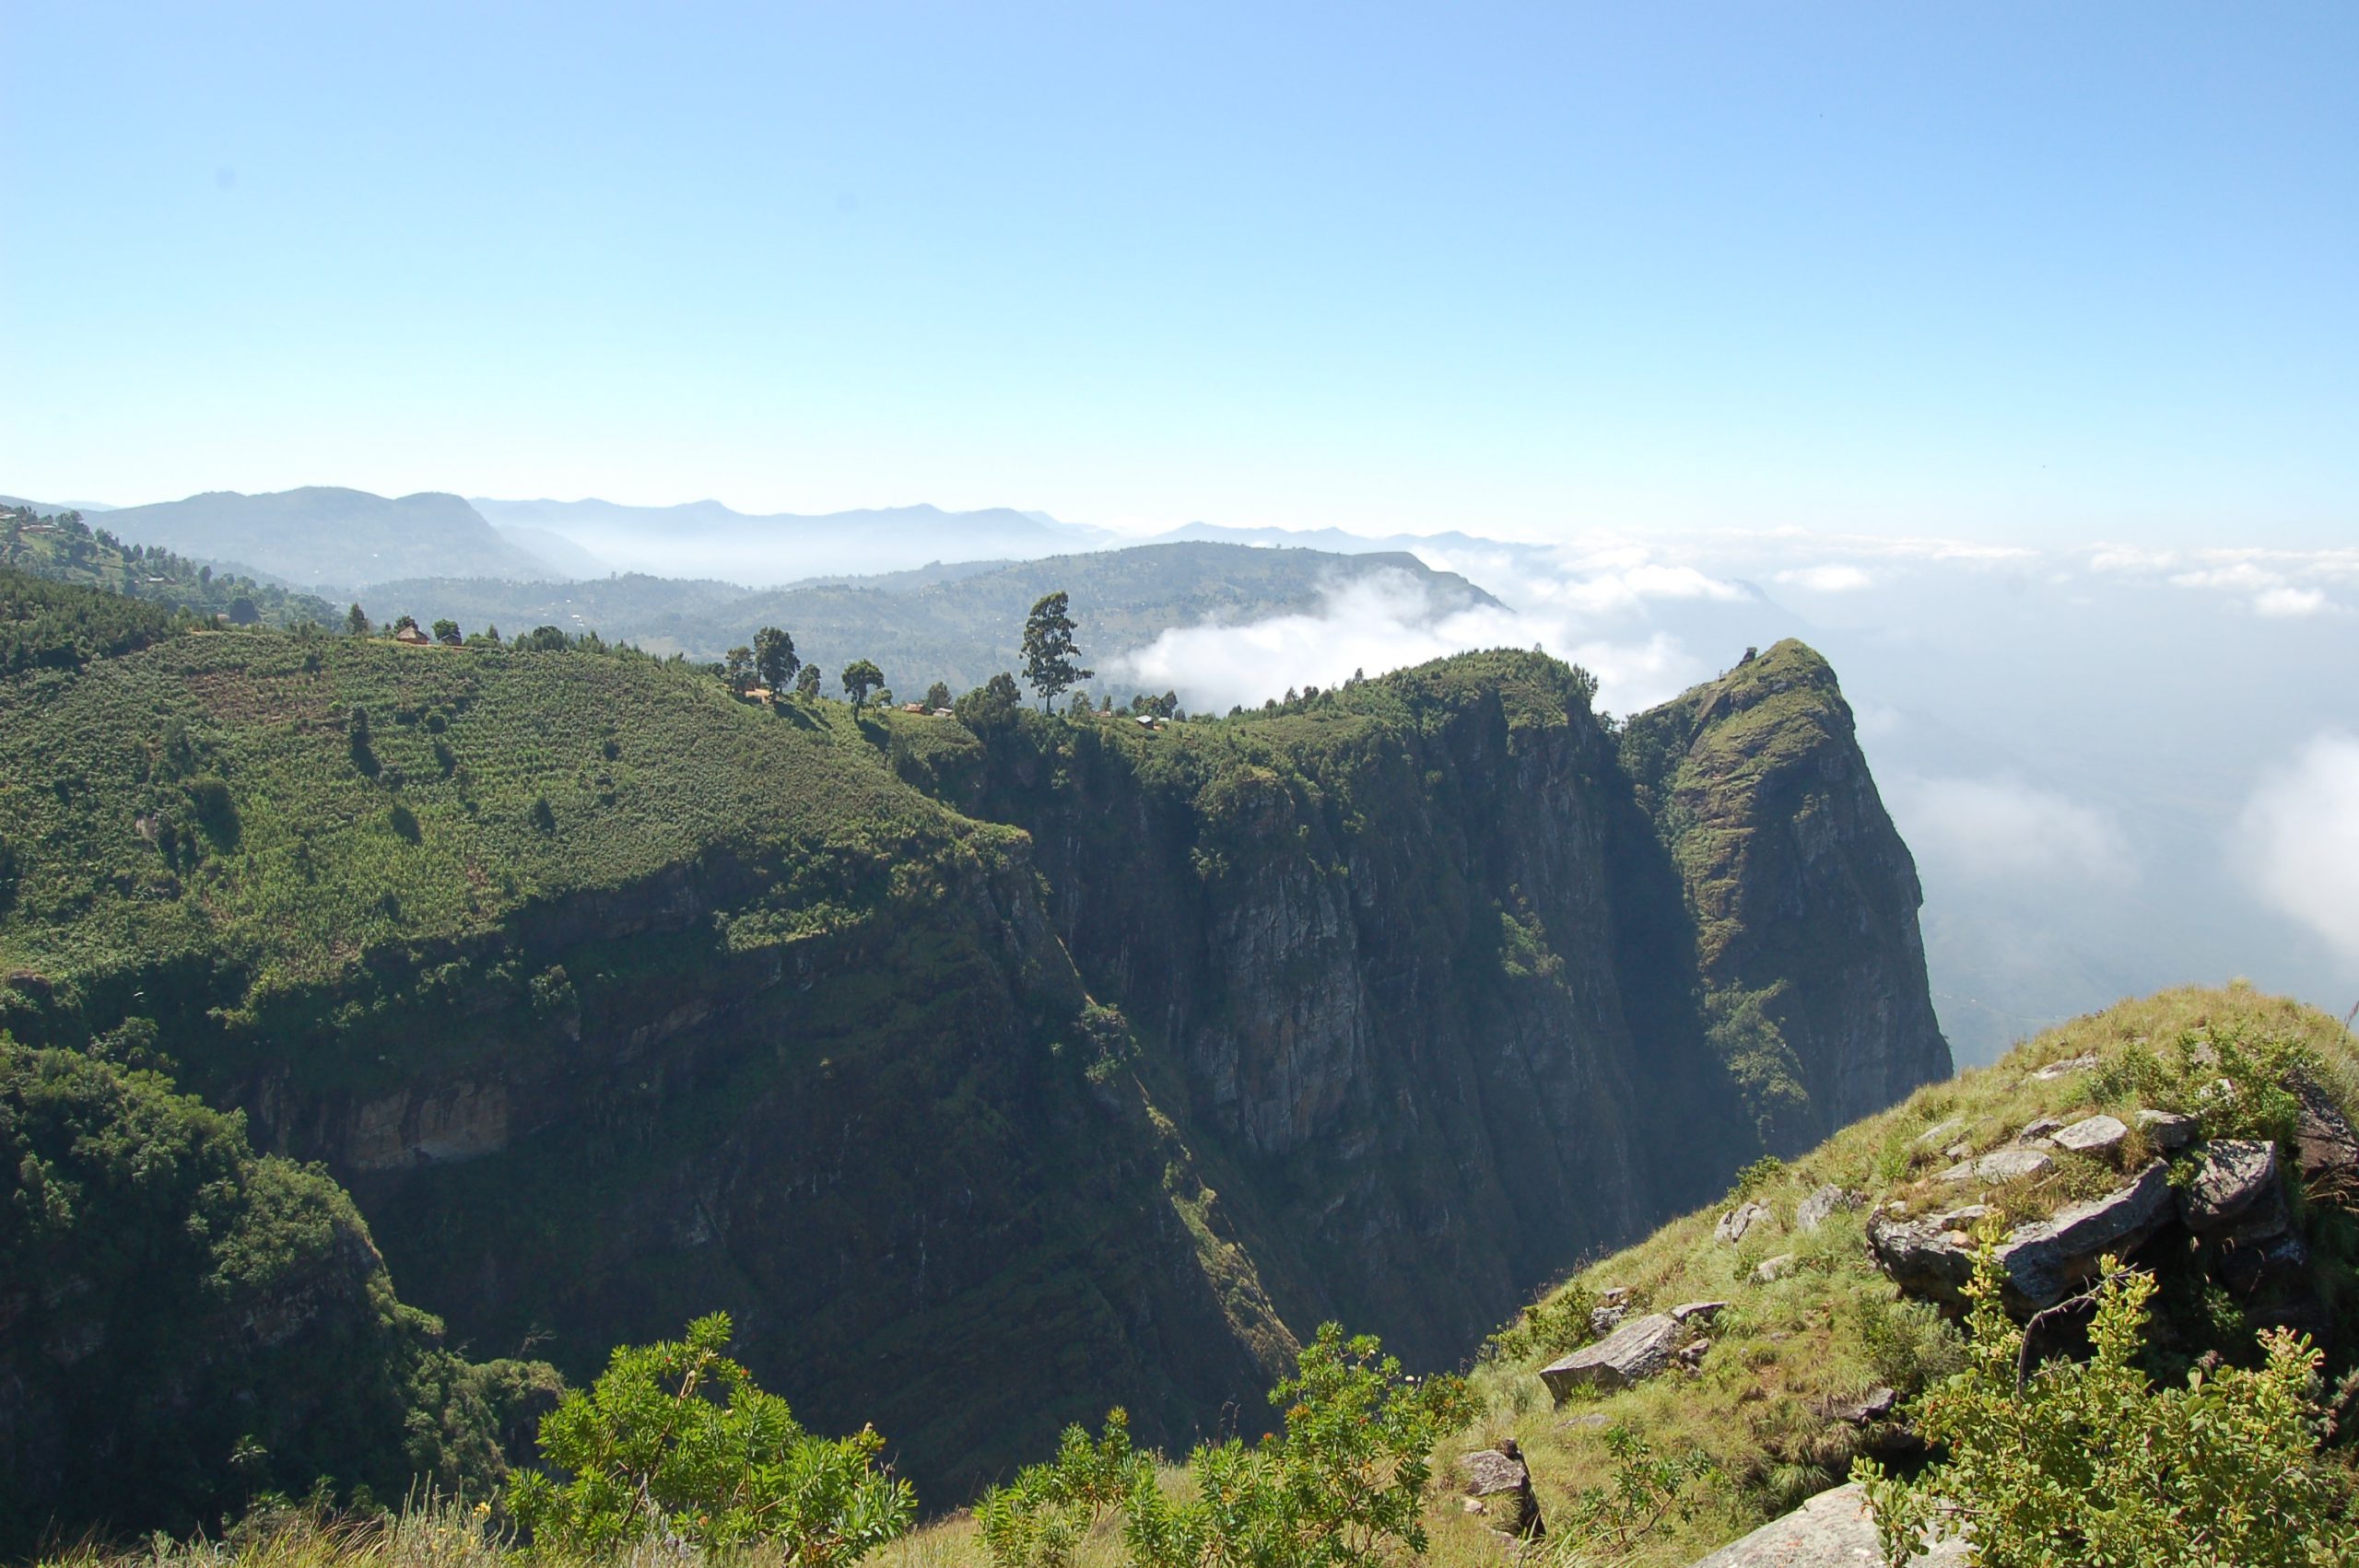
[3,507,337,630]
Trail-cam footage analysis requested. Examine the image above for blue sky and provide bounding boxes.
[4,2,2353,544]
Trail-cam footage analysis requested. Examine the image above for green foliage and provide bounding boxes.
[1549,1425,1719,1564]
[433,619,462,646]
[1730,1153,1787,1200]
[923,680,952,710]
[1486,1281,1601,1362]
[955,672,1023,731]
[0,561,182,674]
[796,662,823,698]
[1858,1247,2359,1567]
[1021,592,1092,713]
[841,659,885,712]
[1703,985,1813,1153]
[1,507,336,631]
[507,1312,912,1562]
[0,1036,551,1554]
[979,1324,1473,1568]
[2090,1023,2312,1149]
[755,626,801,692]
[724,645,756,696]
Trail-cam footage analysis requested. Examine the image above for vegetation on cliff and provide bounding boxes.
[0,1036,557,1556]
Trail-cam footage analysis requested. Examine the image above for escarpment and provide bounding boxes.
[0,626,1945,1508]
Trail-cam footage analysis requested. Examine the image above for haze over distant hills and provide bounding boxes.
[88,488,561,588]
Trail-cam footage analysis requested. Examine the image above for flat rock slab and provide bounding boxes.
[1996,1160,2174,1306]
[1542,1311,1683,1398]
[1867,1212,1978,1300]
[1686,1481,1966,1566]
[1671,1299,1727,1324]
[2053,1114,2129,1155]
[2178,1140,2279,1230]
[2028,1053,2100,1082]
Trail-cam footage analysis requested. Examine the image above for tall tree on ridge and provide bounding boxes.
[1021,591,1091,713]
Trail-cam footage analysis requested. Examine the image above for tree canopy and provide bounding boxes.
[1021,591,1091,712]
[841,658,885,712]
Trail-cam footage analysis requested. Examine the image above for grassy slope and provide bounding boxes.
[1419,984,2359,1568]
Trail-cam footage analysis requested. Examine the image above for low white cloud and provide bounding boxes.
[1774,563,1873,592]
[1105,568,1710,719]
[2236,733,2359,964]
[2255,586,2330,618]
[1886,775,2134,889]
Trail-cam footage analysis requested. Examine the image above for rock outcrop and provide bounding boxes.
[1685,1481,1966,1567]
[1542,1312,1686,1396]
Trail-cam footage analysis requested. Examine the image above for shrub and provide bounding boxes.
[979,1324,1473,1568]
[507,1312,912,1562]
[1858,1247,2359,1566]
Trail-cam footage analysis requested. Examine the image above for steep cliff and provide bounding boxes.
[1621,640,1952,1150]
[0,619,1944,1515]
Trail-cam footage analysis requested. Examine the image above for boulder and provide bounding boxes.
[1796,1184,1857,1233]
[1679,1338,1712,1365]
[1685,1480,1967,1566]
[1994,1161,2175,1307]
[1671,1300,1727,1324]
[1716,1200,1773,1244]
[1458,1440,1544,1539]
[2019,1116,2067,1140]
[1590,1304,1628,1338]
[2052,1115,2130,1156]
[1867,1211,1977,1300]
[2178,1140,2279,1231]
[2135,1108,2199,1150]
[1541,1312,1683,1398]
[1753,1254,1798,1283]
[1817,1386,1898,1426]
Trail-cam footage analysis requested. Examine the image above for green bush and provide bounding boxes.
[979,1324,1473,1568]
[507,1312,912,1562]
[1858,1247,2359,1566]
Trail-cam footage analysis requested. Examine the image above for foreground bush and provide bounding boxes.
[978,1323,1473,1568]
[1859,1248,2359,1567]
[507,1314,912,1564]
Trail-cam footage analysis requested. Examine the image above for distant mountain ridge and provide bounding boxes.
[88,487,565,589]
[470,496,1120,584]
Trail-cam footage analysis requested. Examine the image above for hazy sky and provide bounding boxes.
[5,2,2353,544]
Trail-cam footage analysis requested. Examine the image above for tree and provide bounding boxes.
[954,672,1023,732]
[1021,591,1092,712]
[923,680,952,710]
[226,596,260,626]
[723,646,756,696]
[391,614,419,638]
[346,603,370,638]
[796,663,823,699]
[754,626,800,693]
[431,618,461,646]
[841,659,884,713]
[509,1313,912,1562]
[482,623,502,644]
[1859,1247,2359,1567]
[517,625,569,651]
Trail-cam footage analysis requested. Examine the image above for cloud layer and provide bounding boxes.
[2236,733,2359,966]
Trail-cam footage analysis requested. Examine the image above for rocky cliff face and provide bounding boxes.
[1621,640,1952,1150]
[0,638,1945,1509]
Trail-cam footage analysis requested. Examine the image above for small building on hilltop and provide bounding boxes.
[393,624,432,646]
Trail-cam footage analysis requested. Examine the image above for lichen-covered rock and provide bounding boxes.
[2294,1076,2359,1195]
[1867,1211,1978,1299]
[1685,1480,1967,1566]
[2178,1141,2280,1231]
[1938,1147,2054,1185]
[1994,1161,2175,1306]
[2028,1053,2099,1082]
[1541,1312,1684,1398]
[2052,1115,2129,1156]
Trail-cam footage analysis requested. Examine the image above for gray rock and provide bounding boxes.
[2178,1140,2279,1231]
[1796,1184,1857,1233]
[2294,1077,2359,1189]
[2135,1108,2199,1150]
[1679,1337,1712,1365]
[1914,1117,1966,1147]
[1458,1441,1545,1539]
[1818,1386,1898,1425]
[1753,1254,1798,1283]
[1590,1304,1628,1337]
[2029,1053,2100,1082]
[1867,1211,1977,1299]
[1685,1480,1967,1566]
[1716,1200,1774,1244]
[1541,1312,1684,1398]
[1671,1300,1727,1324]
[1994,1160,2175,1306]
[2053,1114,2130,1156]
[2020,1116,2067,1140]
